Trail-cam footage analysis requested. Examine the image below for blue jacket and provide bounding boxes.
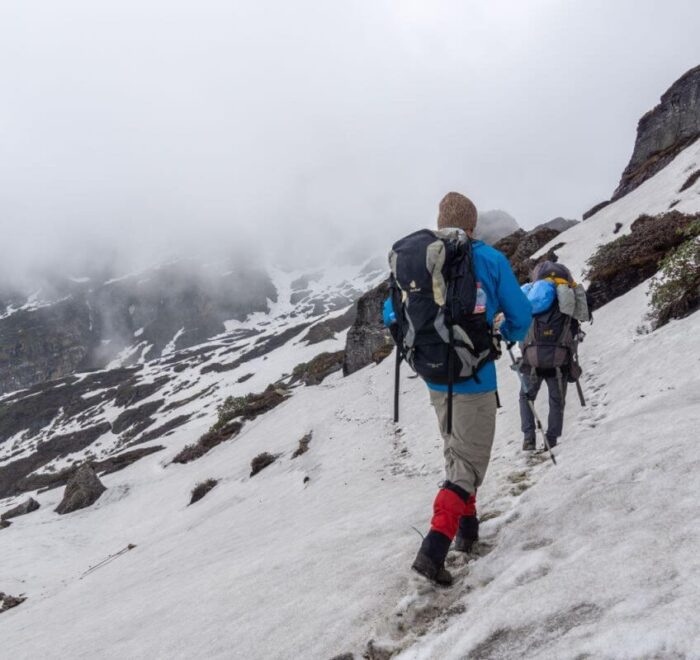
[384,240,532,393]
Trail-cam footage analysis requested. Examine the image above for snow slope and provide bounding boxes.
[535,137,700,282]
[1,146,700,659]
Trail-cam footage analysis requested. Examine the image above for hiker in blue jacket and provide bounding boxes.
[384,192,532,585]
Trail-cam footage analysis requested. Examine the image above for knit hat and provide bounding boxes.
[437,192,478,233]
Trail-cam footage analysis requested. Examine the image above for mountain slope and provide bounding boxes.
[1,138,700,658]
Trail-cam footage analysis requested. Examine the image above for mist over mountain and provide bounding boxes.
[474,209,521,244]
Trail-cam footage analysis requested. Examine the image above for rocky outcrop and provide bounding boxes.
[494,227,563,283]
[534,217,578,233]
[343,281,393,377]
[613,65,700,201]
[582,200,612,221]
[1,497,39,521]
[585,211,698,310]
[55,464,106,514]
[291,351,344,386]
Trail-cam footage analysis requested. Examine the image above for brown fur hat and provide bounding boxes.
[437,192,478,233]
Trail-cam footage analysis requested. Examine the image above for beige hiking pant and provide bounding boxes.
[428,389,498,495]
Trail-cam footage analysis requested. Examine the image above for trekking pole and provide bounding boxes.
[575,378,586,407]
[506,344,557,466]
[393,345,401,423]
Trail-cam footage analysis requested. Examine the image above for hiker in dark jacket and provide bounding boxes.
[384,192,531,585]
[518,261,589,451]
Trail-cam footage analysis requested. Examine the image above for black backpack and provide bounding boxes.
[521,302,576,372]
[388,228,498,432]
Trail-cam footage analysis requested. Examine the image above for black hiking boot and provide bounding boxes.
[522,434,536,451]
[454,515,479,553]
[411,530,453,586]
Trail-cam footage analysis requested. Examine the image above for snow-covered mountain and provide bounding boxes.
[2,71,700,659]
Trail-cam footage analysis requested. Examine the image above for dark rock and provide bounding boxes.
[291,351,344,386]
[291,432,312,459]
[613,222,623,234]
[1,497,40,521]
[250,452,277,477]
[493,227,562,283]
[329,654,354,660]
[201,322,313,375]
[290,289,312,305]
[613,65,700,200]
[582,200,612,220]
[237,373,254,383]
[55,464,106,514]
[0,520,11,530]
[0,593,27,613]
[585,211,699,310]
[114,376,169,407]
[189,478,218,505]
[131,415,191,445]
[343,280,393,377]
[492,229,526,259]
[534,217,578,233]
[679,169,700,193]
[95,446,166,477]
[302,305,357,345]
[161,385,217,413]
[112,399,163,435]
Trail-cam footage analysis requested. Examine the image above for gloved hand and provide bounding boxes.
[491,332,503,359]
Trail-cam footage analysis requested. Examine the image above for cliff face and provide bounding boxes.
[613,65,700,200]
[0,299,94,396]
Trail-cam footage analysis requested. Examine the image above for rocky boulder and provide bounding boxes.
[613,65,700,201]
[1,497,39,521]
[343,280,393,377]
[54,464,106,514]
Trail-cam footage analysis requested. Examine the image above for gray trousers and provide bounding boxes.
[429,389,498,495]
[519,370,567,440]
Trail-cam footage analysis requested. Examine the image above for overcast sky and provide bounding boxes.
[1,0,699,277]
